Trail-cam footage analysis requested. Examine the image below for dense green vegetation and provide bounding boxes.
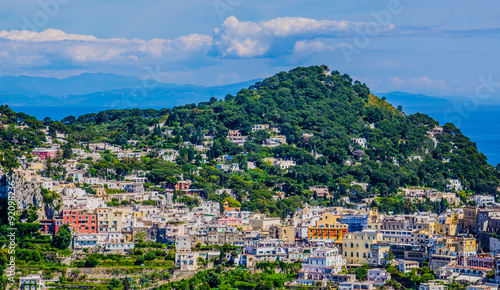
[1,66,499,218]
[160,263,300,290]
[1,65,499,289]
[385,263,435,290]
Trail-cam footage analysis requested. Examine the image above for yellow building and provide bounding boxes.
[435,215,459,236]
[132,206,159,217]
[16,169,39,181]
[342,230,384,266]
[55,182,76,191]
[96,208,131,232]
[365,221,382,230]
[435,237,456,255]
[89,185,106,197]
[318,213,342,227]
[28,162,44,171]
[435,222,457,236]
[456,236,477,256]
[414,220,436,234]
[308,213,349,241]
[463,207,478,233]
[249,216,281,230]
[270,225,296,243]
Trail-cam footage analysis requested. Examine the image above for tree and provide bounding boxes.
[122,278,132,290]
[385,251,395,261]
[44,156,54,177]
[134,231,147,243]
[350,264,369,280]
[144,251,156,261]
[134,255,145,266]
[84,254,99,267]
[62,143,72,159]
[43,117,53,126]
[0,150,20,170]
[222,197,241,208]
[61,115,76,125]
[108,278,122,290]
[52,224,72,249]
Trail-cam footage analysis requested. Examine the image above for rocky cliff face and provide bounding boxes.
[0,170,56,220]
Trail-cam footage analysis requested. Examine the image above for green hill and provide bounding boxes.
[163,65,499,194]
[1,65,498,216]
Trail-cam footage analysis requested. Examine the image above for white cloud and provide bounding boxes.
[0,29,98,42]
[0,16,391,75]
[137,34,213,60]
[213,16,372,58]
[0,29,213,68]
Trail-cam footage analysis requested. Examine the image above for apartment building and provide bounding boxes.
[342,230,384,265]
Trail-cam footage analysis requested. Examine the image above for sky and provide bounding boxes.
[0,0,499,98]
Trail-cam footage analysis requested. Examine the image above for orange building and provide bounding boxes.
[55,210,97,234]
[308,213,349,241]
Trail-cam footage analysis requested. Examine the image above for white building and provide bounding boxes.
[273,159,296,170]
[263,135,287,147]
[194,201,220,216]
[351,138,367,148]
[409,155,423,162]
[490,238,500,255]
[398,260,419,273]
[216,188,234,197]
[447,179,463,191]
[367,268,391,285]
[252,124,270,132]
[295,247,345,285]
[176,235,192,250]
[160,149,179,162]
[217,163,240,172]
[99,232,134,252]
[419,282,448,290]
[73,234,99,250]
[247,162,256,170]
[19,275,46,290]
[475,195,496,207]
[249,216,282,230]
[175,249,200,271]
[338,281,374,290]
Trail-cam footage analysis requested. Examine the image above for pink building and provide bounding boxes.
[218,216,242,225]
[32,148,60,160]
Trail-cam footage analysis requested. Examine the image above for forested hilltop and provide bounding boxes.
[1,65,499,216]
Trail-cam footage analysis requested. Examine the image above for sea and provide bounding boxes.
[11,104,500,166]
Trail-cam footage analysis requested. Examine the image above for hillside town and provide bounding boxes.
[7,122,500,290]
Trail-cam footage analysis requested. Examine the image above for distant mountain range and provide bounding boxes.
[378,91,500,111]
[377,91,454,109]
[0,73,260,107]
[1,73,498,109]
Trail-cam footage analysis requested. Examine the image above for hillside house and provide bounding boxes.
[351,138,367,148]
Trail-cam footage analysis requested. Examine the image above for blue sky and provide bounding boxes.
[0,0,499,98]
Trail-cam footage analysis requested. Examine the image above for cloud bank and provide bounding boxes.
[0,15,495,93]
[0,16,382,73]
